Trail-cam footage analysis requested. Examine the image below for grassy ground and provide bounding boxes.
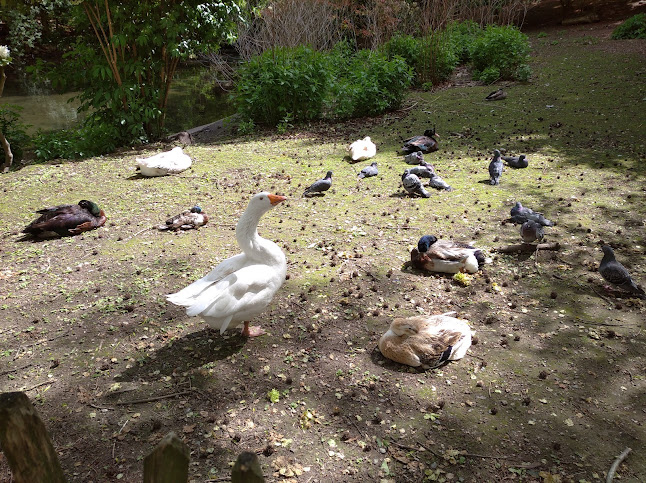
[1,23,645,483]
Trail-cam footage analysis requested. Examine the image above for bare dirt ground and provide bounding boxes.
[1,13,645,483]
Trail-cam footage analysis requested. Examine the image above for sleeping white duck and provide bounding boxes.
[167,192,287,337]
[348,136,376,162]
[136,146,192,177]
[378,314,472,369]
[410,235,485,274]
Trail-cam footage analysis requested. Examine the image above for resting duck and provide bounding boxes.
[378,314,473,369]
[485,88,507,101]
[136,146,192,177]
[348,136,376,161]
[167,192,287,337]
[411,235,484,274]
[22,200,107,238]
[158,206,208,231]
[402,128,439,154]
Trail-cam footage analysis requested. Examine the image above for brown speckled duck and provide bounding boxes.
[379,314,473,369]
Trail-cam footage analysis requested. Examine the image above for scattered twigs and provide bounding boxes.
[606,447,631,483]
[113,390,194,406]
[89,403,115,411]
[0,363,32,377]
[23,379,57,392]
[495,242,560,254]
[121,226,152,242]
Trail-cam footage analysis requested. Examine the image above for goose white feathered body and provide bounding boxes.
[167,192,287,334]
[379,314,472,368]
[348,136,377,161]
[136,146,192,176]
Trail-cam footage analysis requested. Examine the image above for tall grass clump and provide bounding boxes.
[234,46,331,126]
[470,25,530,82]
[611,14,646,40]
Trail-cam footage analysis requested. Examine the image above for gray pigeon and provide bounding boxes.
[510,201,554,226]
[402,169,430,198]
[488,149,503,185]
[409,160,435,178]
[358,162,378,179]
[520,220,544,244]
[404,151,424,165]
[503,154,528,168]
[303,170,332,197]
[598,245,645,298]
[428,172,453,191]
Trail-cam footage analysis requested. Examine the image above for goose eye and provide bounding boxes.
[260,196,264,201]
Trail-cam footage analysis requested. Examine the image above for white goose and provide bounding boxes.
[348,136,376,161]
[379,314,472,369]
[167,192,287,336]
[136,146,192,176]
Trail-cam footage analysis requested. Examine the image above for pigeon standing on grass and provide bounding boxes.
[488,149,503,185]
[428,172,453,191]
[520,220,544,244]
[510,202,555,226]
[404,151,425,165]
[598,245,645,298]
[358,162,378,179]
[402,169,430,198]
[303,171,332,197]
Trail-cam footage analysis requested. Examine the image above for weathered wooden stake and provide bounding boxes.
[143,431,189,483]
[0,391,66,483]
[231,451,265,483]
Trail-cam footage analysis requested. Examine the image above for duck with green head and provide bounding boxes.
[22,200,107,238]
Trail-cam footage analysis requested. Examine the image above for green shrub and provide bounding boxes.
[33,123,119,161]
[470,25,530,81]
[474,66,500,84]
[0,104,31,166]
[611,14,646,40]
[326,49,413,119]
[417,32,459,85]
[444,20,482,63]
[234,46,331,126]
[380,34,422,72]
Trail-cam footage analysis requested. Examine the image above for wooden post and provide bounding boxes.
[143,432,189,483]
[0,392,66,483]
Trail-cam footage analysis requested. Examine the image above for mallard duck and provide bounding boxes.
[411,235,484,274]
[378,314,473,369]
[488,149,503,185]
[402,128,439,154]
[22,200,107,238]
[485,88,507,101]
[136,146,192,177]
[158,206,208,231]
[303,171,332,197]
[348,136,376,161]
[598,245,645,298]
[167,192,287,336]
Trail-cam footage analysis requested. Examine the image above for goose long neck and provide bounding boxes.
[236,208,264,256]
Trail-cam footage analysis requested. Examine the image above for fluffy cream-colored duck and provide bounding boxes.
[348,136,376,161]
[378,314,472,369]
[167,192,287,337]
[136,146,192,176]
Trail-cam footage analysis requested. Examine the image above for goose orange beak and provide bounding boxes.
[268,194,287,205]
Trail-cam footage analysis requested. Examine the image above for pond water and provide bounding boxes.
[0,65,236,136]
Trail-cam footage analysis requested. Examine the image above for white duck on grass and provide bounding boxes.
[136,146,192,177]
[167,192,287,336]
[348,136,376,161]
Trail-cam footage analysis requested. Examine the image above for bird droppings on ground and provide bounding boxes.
[0,23,645,483]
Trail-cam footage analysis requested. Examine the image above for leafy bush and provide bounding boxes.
[380,34,422,73]
[444,20,482,63]
[0,104,31,165]
[33,124,119,161]
[326,49,412,119]
[417,32,459,85]
[611,14,646,40]
[235,46,331,126]
[474,66,500,84]
[235,43,412,125]
[470,25,530,81]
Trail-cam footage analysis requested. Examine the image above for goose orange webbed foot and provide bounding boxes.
[242,322,265,337]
